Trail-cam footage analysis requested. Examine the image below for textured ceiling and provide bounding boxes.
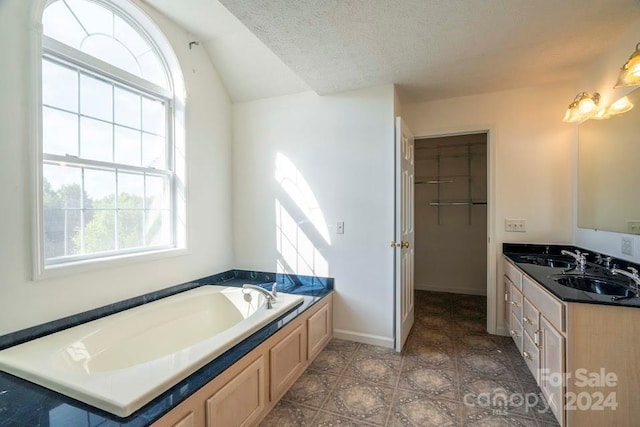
[218,0,640,102]
[142,0,309,102]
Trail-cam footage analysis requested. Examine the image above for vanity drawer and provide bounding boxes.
[522,275,564,332]
[509,310,523,354]
[523,330,540,384]
[509,281,523,321]
[504,259,523,290]
[522,298,539,340]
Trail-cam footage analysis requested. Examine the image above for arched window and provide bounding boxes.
[37,0,185,274]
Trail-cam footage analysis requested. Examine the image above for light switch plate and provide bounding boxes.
[505,219,526,232]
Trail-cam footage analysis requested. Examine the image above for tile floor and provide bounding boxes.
[260,290,561,426]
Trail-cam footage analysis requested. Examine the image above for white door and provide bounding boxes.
[394,116,415,352]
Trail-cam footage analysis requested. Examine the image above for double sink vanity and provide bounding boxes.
[503,243,640,427]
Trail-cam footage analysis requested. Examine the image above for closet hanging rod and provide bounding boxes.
[415,179,454,185]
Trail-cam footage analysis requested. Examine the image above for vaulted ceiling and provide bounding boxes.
[144,0,640,103]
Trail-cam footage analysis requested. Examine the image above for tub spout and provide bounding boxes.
[242,284,277,309]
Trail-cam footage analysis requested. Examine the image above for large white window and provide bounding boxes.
[37,0,186,275]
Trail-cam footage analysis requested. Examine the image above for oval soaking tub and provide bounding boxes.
[0,285,304,417]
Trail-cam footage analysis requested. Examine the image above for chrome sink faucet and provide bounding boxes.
[561,249,589,272]
[242,284,277,309]
[611,267,640,292]
[595,254,613,269]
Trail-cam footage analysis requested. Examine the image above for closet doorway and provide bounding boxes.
[414,133,488,295]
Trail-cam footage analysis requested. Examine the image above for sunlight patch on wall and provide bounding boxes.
[275,153,329,276]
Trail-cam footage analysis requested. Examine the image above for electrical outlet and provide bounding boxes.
[505,219,526,232]
[621,237,633,256]
[336,221,344,234]
[627,221,640,234]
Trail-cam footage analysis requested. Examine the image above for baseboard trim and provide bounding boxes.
[415,284,487,296]
[333,329,394,349]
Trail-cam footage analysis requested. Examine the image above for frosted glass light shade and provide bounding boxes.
[615,43,640,88]
[562,92,600,123]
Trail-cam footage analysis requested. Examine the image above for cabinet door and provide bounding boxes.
[540,316,565,426]
[270,324,305,401]
[206,356,266,427]
[307,301,331,360]
[509,310,523,354]
[522,328,540,384]
[509,282,523,321]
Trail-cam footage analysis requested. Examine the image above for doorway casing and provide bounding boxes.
[407,125,499,335]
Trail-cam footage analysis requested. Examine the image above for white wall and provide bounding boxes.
[0,0,233,335]
[573,18,640,262]
[232,85,396,347]
[414,134,487,295]
[403,83,576,333]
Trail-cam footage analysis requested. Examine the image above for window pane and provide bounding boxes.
[118,172,143,209]
[141,97,165,136]
[43,107,78,156]
[84,169,115,209]
[142,133,165,168]
[43,164,82,209]
[42,1,86,49]
[138,50,168,89]
[44,209,81,259]
[114,15,149,56]
[84,210,115,253]
[66,0,113,37]
[82,35,140,76]
[145,175,168,210]
[43,60,78,112]
[114,126,141,166]
[80,117,113,162]
[80,74,113,122]
[145,210,170,246]
[43,164,82,260]
[118,210,143,249]
[114,87,141,129]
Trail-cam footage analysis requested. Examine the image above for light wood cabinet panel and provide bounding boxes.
[307,302,331,360]
[151,293,333,427]
[539,316,564,426]
[270,324,305,401]
[523,275,564,332]
[509,281,523,321]
[173,412,196,427]
[504,260,523,289]
[522,298,539,342]
[152,395,204,427]
[206,355,266,427]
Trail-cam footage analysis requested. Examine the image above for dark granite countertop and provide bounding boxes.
[503,243,640,308]
[0,270,333,427]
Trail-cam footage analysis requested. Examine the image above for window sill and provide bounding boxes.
[33,247,190,281]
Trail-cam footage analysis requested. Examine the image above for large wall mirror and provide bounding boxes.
[578,87,640,234]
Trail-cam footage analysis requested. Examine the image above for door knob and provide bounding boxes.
[401,241,410,248]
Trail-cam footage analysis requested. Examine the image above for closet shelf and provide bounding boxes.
[429,200,487,206]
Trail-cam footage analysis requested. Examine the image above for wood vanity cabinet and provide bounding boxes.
[503,257,640,426]
[152,293,333,427]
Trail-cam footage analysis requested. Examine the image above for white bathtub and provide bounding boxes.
[0,285,304,417]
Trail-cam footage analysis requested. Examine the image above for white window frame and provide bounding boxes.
[32,0,188,279]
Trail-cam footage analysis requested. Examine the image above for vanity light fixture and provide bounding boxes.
[562,92,601,123]
[594,96,634,120]
[615,42,640,87]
